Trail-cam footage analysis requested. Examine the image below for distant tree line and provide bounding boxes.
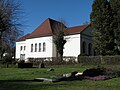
[90,0,120,55]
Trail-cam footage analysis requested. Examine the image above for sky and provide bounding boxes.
[20,0,94,35]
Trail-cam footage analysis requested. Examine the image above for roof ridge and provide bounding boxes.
[27,18,54,39]
[64,24,90,35]
[67,24,90,29]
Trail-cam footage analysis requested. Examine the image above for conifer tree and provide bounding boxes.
[110,0,120,54]
[90,0,114,55]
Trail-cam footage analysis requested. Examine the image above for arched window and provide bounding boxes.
[24,46,26,51]
[43,42,46,52]
[88,43,92,56]
[82,41,86,54]
[35,43,37,52]
[31,44,33,52]
[39,43,41,52]
[20,46,22,51]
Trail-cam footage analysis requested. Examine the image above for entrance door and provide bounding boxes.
[20,54,25,60]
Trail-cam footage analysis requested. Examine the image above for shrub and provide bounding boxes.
[103,67,120,78]
[78,55,120,65]
[2,54,13,64]
[83,67,120,80]
[82,67,104,77]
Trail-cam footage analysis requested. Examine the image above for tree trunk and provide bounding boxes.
[59,53,63,64]
[0,32,4,60]
[0,32,2,60]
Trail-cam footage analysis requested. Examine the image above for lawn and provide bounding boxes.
[0,65,120,90]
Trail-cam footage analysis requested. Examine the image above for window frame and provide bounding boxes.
[31,44,33,52]
[35,43,37,52]
[43,42,46,52]
[39,43,41,52]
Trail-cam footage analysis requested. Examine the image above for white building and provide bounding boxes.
[16,18,94,61]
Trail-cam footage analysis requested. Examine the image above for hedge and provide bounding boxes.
[78,55,120,65]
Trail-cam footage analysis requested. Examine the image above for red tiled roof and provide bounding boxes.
[16,18,65,41]
[16,18,90,42]
[27,18,65,39]
[65,24,90,35]
[16,34,30,42]
[27,18,53,39]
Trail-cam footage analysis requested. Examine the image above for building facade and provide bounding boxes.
[16,18,94,61]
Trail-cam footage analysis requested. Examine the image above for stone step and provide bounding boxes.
[34,78,54,82]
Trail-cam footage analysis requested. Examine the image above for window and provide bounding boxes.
[31,44,33,52]
[39,43,41,52]
[20,46,22,51]
[82,41,86,54]
[43,42,46,52]
[35,43,37,52]
[88,43,92,56]
[24,46,26,51]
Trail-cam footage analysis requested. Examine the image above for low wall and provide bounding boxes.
[28,57,77,66]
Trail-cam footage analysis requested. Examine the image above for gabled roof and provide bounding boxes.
[27,18,64,39]
[16,18,90,42]
[27,18,52,39]
[64,24,90,35]
[16,34,30,42]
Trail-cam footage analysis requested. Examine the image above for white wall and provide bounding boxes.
[16,36,53,60]
[16,26,93,60]
[16,41,26,59]
[25,36,53,59]
[64,34,80,57]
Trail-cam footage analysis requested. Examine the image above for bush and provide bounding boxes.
[82,67,104,77]
[82,66,120,80]
[2,54,13,64]
[78,56,101,65]
[78,55,120,65]
[103,67,120,78]
[18,63,33,68]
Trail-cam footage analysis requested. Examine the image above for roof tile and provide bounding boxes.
[16,18,90,42]
[16,34,30,42]
[65,24,90,35]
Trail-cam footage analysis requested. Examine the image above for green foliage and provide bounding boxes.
[53,30,66,57]
[53,22,67,61]
[110,0,120,54]
[78,56,120,65]
[90,0,116,55]
[2,54,13,64]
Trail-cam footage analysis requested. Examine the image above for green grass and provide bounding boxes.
[0,65,120,90]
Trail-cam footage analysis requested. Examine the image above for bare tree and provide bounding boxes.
[0,0,23,60]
